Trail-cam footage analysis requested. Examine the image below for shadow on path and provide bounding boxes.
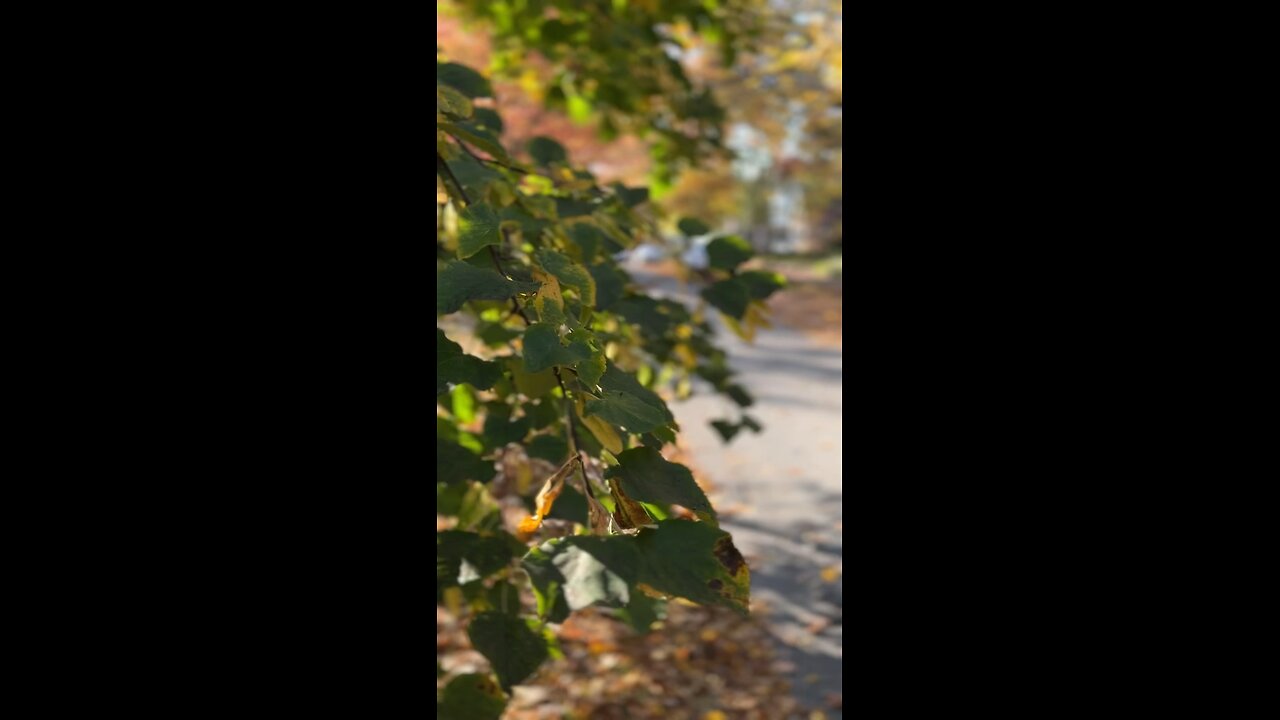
[631,267,845,717]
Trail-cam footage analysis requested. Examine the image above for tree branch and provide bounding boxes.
[439,148,594,498]
[436,152,471,206]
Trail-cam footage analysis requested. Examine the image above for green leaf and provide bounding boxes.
[710,420,740,443]
[519,194,556,219]
[508,358,557,397]
[567,92,592,122]
[438,481,502,531]
[523,536,641,614]
[451,384,477,422]
[599,363,674,423]
[523,550,570,623]
[482,410,530,447]
[535,248,596,308]
[738,270,787,300]
[437,84,473,119]
[586,391,667,434]
[578,348,606,388]
[651,424,677,445]
[437,261,539,315]
[528,136,567,165]
[438,329,502,394]
[472,107,504,133]
[448,155,502,200]
[618,591,665,633]
[463,578,522,615]
[701,278,750,319]
[523,400,560,430]
[467,612,550,691]
[440,121,511,164]
[437,531,518,589]
[593,212,633,248]
[635,519,750,614]
[615,184,650,208]
[614,296,682,336]
[606,447,714,523]
[476,321,520,347]
[527,434,568,463]
[545,483,587,524]
[541,18,578,45]
[553,197,595,218]
[706,234,753,271]
[499,205,551,242]
[725,384,753,407]
[588,263,628,311]
[522,323,592,373]
[457,203,502,258]
[437,438,494,485]
[437,62,492,98]
[438,674,507,720]
[677,217,710,237]
[568,223,605,264]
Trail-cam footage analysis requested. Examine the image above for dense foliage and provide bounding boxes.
[436,4,791,717]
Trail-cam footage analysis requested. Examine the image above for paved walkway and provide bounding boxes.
[633,269,844,718]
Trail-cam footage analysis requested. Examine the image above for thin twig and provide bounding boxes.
[457,140,534,175]
[553,367,596,500]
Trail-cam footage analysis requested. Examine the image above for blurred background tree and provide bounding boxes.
[440,0,842,255]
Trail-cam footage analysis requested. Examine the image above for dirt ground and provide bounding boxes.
[438,602,822,720]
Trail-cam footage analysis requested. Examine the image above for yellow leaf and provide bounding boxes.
[443,586,464,616]
[722,300,772,342]
[746,301,772,329]
[722,314,756,342]
[820,565,841,583]
[533,271,565,327]
[583,415,623,454]
[674,343,697,369]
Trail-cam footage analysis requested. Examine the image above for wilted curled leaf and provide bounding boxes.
[585,484,614,535]
[518,456,577,535]
[608,476,653,530]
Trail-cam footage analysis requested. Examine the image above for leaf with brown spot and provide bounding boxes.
[634,519,750,614]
